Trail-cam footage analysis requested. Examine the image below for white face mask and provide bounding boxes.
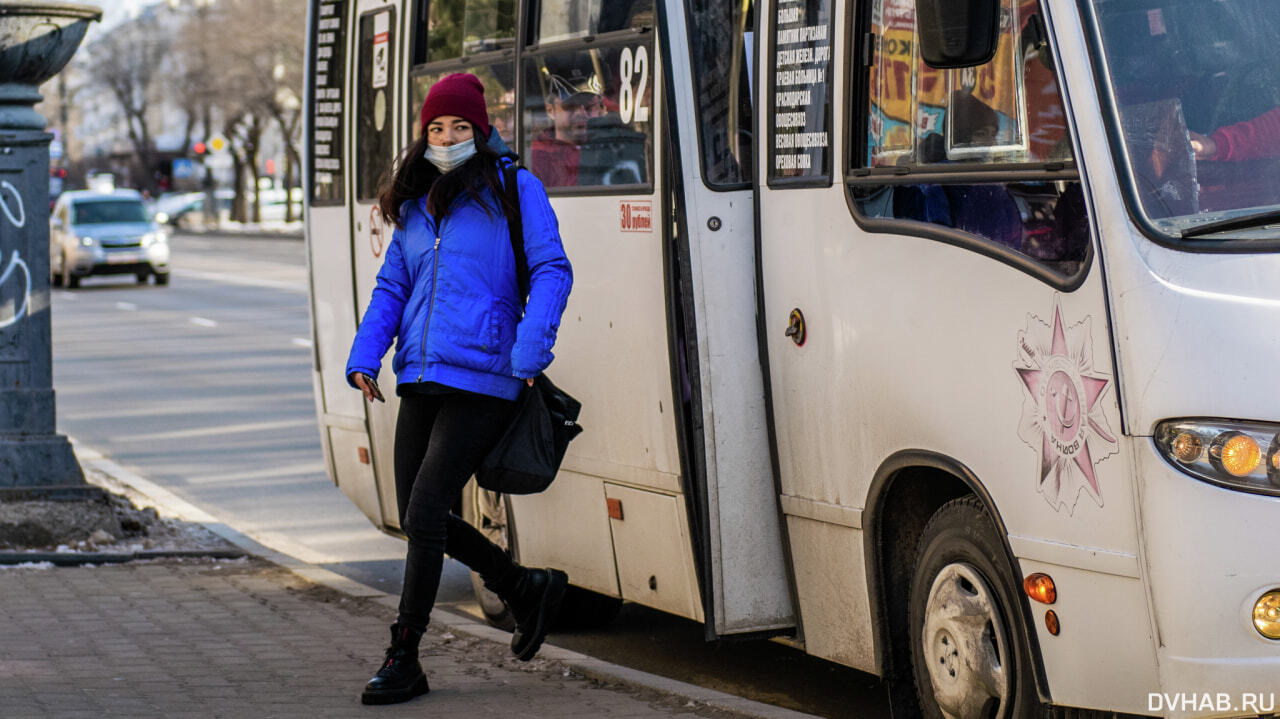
[425,139,477,172]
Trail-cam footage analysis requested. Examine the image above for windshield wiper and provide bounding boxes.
[1180,209,1280,239]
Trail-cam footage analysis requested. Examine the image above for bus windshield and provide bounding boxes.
[1090,0,1280,240]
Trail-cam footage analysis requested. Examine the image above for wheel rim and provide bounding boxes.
[921,562,1011,719]
[467,485,511,619]
[471,486,508,551]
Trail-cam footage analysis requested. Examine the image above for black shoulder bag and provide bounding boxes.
[475,165,583,495]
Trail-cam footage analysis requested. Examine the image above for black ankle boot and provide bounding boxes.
[501,567,568,661]
[361,623,430,705]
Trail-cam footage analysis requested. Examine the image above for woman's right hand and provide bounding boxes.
[350,372,385,403]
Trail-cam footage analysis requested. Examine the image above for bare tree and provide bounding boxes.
[178,0,305,222]
[170,0,220,156]
[86,11,172,191]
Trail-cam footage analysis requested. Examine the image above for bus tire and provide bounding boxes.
[461,480,516,631]
[908,496,1039,719]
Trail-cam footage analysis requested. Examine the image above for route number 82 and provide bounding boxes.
[618,46,650,125]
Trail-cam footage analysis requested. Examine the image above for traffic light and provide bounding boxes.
[193,141,207,155]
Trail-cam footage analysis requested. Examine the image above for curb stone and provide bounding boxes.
[70,440,821,719]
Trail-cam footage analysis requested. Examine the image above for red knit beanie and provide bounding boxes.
[419,73,491,139]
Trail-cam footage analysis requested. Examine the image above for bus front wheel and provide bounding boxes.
[908,496,1039,719]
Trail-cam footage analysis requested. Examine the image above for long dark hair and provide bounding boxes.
[377,128,517,229]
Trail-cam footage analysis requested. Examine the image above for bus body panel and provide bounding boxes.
[661,0,794,635]
[510,192,681,488]
[1134,444,1280,714]
[1017,555,1159,712]
[309,204,366,428]
[507,470,621,598]
[506,154,704,616]
[756,0,1150,689]
[1050,1,1280,710]
[1106,235,1280,434]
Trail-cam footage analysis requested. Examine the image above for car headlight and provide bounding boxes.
[79,236,94,246]
[141,232,167,247]
[1154,419,1280,496]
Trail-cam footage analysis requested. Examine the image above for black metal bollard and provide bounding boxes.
[0,3,100,496]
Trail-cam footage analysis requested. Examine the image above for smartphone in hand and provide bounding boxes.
[359,373,385,402]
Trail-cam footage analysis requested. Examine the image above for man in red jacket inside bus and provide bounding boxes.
[530,70,605,188]
[1190,106,1280,161]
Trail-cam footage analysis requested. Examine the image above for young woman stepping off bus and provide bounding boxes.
[345,72,574,705]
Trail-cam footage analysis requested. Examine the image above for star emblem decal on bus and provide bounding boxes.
[1014,298,1118,514]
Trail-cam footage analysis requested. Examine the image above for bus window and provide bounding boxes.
[1090,0,1280,232]
[768,0,834,183]
[523,47,654,190]
[411,0,516,147]
[687,0,755,188]
[537,0,654,45]
[866,0,1070,167]
[411,68,517,146]
[356,8,397,202]
[422,0,516,64]
[853,0,1087,276]
[309,0,349,204]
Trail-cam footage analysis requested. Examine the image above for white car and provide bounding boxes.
[51,189,170,288]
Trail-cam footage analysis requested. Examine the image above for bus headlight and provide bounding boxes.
[1154,420,1280,497]
[1253,591,1280,640]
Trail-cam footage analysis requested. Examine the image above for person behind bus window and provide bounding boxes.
[530,69,605,187]
[1189,106,1280,162]
[344,73,573,706]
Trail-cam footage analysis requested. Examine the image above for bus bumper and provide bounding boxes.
[1136,443,1280,718]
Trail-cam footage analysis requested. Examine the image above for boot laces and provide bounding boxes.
[378,647,412,675]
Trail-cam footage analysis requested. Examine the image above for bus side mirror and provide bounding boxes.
[914,0,1000,69]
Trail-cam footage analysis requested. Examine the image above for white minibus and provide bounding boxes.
[304,0,1280,715]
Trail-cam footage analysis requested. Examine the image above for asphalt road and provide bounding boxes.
[50,232,892,719]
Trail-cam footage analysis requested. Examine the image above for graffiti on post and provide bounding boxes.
[0,181,24,228]
[0,179,31,329]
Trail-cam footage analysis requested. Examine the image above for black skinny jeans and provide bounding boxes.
[393,390,518,632]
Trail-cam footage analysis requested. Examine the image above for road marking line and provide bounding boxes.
[291,337,312,348]
[171,267,307,294]
[190,316,218,327]
[122,418,316,443]
[115,302,137,311]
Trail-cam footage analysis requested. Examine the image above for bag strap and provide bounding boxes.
[502,163,529,308]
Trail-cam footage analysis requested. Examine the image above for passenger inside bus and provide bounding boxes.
[530,69,606,187]
[529,63,650,188]
[1098,0,1280,216]
[1190,107,1280,162]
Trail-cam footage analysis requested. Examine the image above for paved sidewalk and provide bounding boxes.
[0,558,742,719]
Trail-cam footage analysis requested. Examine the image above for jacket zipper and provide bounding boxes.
[417,234,441,382]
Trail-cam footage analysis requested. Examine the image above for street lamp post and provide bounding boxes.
[0,2,100,498]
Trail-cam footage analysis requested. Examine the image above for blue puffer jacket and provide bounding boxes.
[345,160,572,401]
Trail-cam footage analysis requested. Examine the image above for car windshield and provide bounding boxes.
[1088,0,1280,240]
[72,200,149,224]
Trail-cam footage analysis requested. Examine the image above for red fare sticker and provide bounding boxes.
[619,201,653,233]
[1147,9,1166,36]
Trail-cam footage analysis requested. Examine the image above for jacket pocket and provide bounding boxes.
[489,298,520,349]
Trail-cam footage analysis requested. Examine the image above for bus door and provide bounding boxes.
[344,1,403,529]
[307,0,388,525]
[658,0,795,637]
